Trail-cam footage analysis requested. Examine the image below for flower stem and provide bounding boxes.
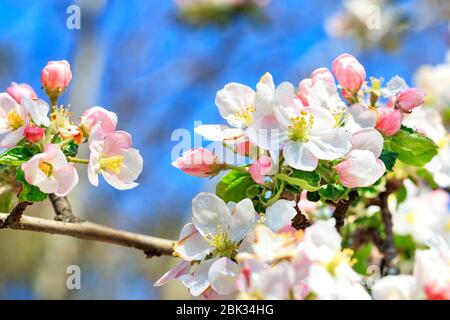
[67,157,89,164]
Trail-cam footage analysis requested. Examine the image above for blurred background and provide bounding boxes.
[0,0,448,299]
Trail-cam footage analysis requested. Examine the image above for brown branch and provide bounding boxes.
[0,212,175,257]
[379,180,401,276]
[49,194,84,223]
[332,191,358,231]
[0,201,32,229]
[291,207,311,230]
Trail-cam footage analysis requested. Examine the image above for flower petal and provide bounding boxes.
[192,192,232,238]
[265,199,297,232]
[174,223,212,261]
[229,198,257,242]
[283,140,318,171]
[208,257,241,295]
[351,128,384,157]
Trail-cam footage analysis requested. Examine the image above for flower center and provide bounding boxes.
[7,111,24,130]
[288,111,314,142]
[205,225,238,258]
[236,105,255,127]
[404,211,416,224]
[39,161,53,177]
[99,155,123,175]
[326,249,356,275]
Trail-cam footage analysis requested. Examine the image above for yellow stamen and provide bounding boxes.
[205,225,238,258]
[326,248,356,275]
[404,211,416,224]
[289,111,314,142]
[7,111,24,130]
[236,105,255,127]
[39,161,53,177]
[99,155,123,175]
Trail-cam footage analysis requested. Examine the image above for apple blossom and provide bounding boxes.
[248,155,272,185]
[6,82,37,104]
[21,97,50,127]
[332,53,366,91]
[297,68,335,106]
[172,148,223,177]
[375,107,403,136]
[0,92,28,148]
[80,106,118,140]
[21,144,78,196]
[23,126,44,143]
[336,128,386,188]
[396,88,426,112]
[41,60,72,99]
[88,131,143,190]
[173,192,257,261]
[248,82,351,171]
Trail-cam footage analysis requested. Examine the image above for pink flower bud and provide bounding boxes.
[249,156,272,185]
[332,53,366,91]
[396,88,426,112]
[23,126,44,143]
[41,60,72,95]
[6,82,37,104]
[172,148,221,177]
[375,107,403,136]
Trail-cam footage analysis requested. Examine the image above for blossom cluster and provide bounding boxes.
[157,53,449,299]
[0,60,143,205]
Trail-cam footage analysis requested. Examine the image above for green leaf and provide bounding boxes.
[379,149,398,171]
[62,141,79,157]
[306,191,321,202]
[394,185,407,206]
[416,168,438,189]
[0,189,15,212]
[276,170,320,191]
[16,168,47,202]
[352,243,373,275]
[216,169,254,203]
[245,184,261,199]
[318,183,349,202]
[0,146,36,166]
[384,126,438,167]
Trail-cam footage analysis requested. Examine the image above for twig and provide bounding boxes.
[332,191,358,231]
[291,207,311,230]
[49,194,84,223]
[0,212,175,257]
[0,201,32,229]
[379,180,400,276]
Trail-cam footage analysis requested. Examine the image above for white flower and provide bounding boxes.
[195,72,276,144]
[174,193,257,261]
[248,82,351,171]
[371,275,419,300]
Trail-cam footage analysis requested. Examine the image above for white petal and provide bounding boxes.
[283,140,318,171]
[351,128,384,157]
[192,192,232,238]
[194,124,245,142]
[308,128,352,160]
[254,73,275,118]
[22,98,50,127]
[246,115,288,151]
[345,104,377,133]
[371,275,418,300]
[229,198,257,242]
[308,106,336,133]
[215,83,255,128]
[154,261,191,287]
[208,257,241,295]
[265,199,297,232]
[273,82,298,127]
[181,259,217,297]
[174,223,212,261]
[0,127,25,148]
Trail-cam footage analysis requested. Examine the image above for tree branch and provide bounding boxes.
[49,194,84,222]
[0,201,32,229]
[0,213,175,257]
[379,180,400,276]
[332,191,358,231]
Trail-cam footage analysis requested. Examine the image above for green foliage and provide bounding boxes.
[0,146,36,166]
[276,170,320,192]
[379,149,398,171]
[0,189,14,213]
[16,168,47,202]
[62,141,79,157]
[306,191,321,202]
[352,243,373,275]
[216,169,255,203]
[384,126,438,167]
[318,183,349,202]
